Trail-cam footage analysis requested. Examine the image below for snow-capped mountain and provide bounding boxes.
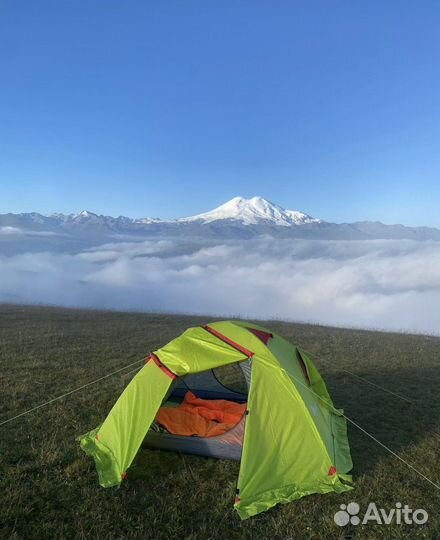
[1,197,322,230]
[178,196,321,226]
[10,210,162,229]
[0,196,439,256]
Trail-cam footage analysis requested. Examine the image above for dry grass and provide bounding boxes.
[0,304,439,539]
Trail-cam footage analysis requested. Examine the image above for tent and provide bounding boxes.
[78,320,353,519]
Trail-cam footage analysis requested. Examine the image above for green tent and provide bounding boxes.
[79,321,353,519]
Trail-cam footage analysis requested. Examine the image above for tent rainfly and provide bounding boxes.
[78,320,353,519]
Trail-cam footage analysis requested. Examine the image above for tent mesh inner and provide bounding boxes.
[173,360,251,398]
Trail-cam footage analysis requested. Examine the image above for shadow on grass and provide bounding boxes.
[321,365,440,477]
[128,364,440,487]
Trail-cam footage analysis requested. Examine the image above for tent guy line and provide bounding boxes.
[0,352,417,429]
[311,354,414,404]
[0,359,144,427]
[309,353,440,437]
[78,320,439,518]
[287,367,440,492]
[1,342,438,495]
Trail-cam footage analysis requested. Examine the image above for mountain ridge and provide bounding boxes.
[2,195,437,228]
[0,197,439,246]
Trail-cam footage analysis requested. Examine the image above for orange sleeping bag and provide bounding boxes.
[155,391,246,438]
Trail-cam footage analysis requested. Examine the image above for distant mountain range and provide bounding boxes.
[0,197,438,254]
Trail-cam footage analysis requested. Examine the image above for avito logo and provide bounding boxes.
[334,501,428,526]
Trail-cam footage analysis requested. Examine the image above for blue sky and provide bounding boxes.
[0,1,438,226]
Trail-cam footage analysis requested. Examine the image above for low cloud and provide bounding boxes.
[0,226,22,235]
[0,237,438,335]
[0,226,57,237]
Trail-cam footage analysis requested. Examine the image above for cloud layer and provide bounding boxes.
[0,237,438,335]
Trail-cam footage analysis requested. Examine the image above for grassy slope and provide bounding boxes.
[0,304,439,540]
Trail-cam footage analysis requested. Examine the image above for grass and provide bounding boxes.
[0,304,439,540]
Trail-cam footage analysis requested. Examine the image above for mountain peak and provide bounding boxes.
[178,196,320,226]
[75,210,98,219]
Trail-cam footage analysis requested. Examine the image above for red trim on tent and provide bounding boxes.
[296,349,311,386]
[246,327,273,344]
[145,354,152,364]
[202,325,254,358]
[121,472,127,480]
[328,466,337,476]
[150,353,177,380]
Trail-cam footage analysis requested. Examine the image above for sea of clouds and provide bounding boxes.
[0,237,438,335]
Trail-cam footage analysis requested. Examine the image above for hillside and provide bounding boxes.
[0,305,439,539]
